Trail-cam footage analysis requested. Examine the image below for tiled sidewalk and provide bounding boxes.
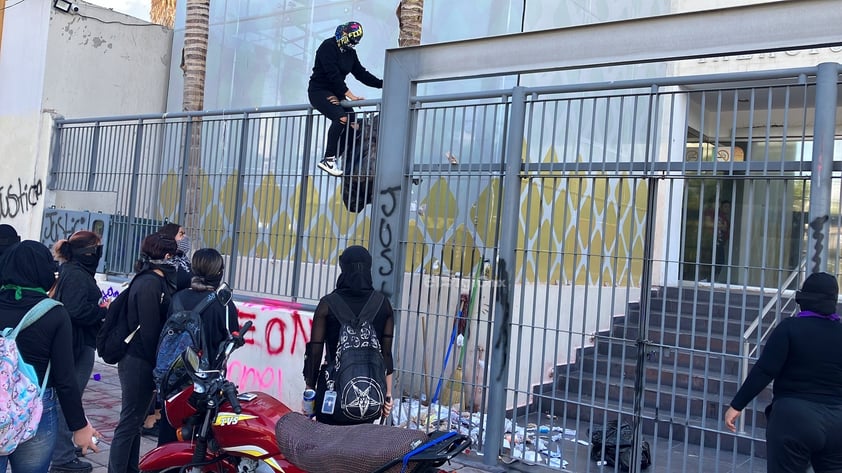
[80,360,492,473]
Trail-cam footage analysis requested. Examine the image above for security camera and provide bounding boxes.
[72,5,79,12]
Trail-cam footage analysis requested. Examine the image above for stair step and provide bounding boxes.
[551,369,771,410]
[618,311,764,336]
[529,390,767,457]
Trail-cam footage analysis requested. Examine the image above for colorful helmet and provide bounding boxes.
[335,21,363,50]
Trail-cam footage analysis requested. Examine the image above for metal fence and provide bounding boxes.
[50,63,841,471]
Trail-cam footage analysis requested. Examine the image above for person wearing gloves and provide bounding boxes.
[0,241,100,473]
[725,272,842,473]
[303,245,394,424]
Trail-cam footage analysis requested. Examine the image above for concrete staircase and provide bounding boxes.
[531,285,795,458]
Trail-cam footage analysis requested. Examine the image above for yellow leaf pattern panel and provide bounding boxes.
[156,142,647,287]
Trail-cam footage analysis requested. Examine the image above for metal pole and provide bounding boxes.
[227,114,251,287]
[86,122,101,192]
[483,86,526,466]
[370,56,414,303]
[125,120,145,273]
[177,119,193,224]
[291,109,315,300]
[47,114,65,190]
[806,62,839,274]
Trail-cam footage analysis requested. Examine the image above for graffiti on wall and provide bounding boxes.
[0,178,43,218]
[227,303,313,406]
[95,281,315,407]
[42,210,88,247]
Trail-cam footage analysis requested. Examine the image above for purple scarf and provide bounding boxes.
[797,310,841,322]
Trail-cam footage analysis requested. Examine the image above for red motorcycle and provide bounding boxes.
[140,321,471,473]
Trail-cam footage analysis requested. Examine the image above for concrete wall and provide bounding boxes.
[43,2,172,118]
[0,0,171,240]
[0,2,51,238]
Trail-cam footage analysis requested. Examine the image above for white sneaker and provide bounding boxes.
[317,157,343,177]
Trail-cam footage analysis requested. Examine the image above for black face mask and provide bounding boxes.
[153,262,178,291]
[73,245,103,274]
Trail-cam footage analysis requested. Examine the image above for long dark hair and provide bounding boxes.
[190,248,224,291]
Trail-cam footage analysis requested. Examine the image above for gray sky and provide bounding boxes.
[85,0,151,21]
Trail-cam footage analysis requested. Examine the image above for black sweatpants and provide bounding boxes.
[308,88,355,159]
[766,397,842,473]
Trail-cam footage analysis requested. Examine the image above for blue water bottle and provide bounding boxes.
[303,389,316,418]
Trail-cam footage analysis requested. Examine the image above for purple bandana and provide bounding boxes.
[797,310,841,322]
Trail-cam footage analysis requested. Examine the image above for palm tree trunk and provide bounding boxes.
[396,0,424,47]
[182,0,210,234]
[150,0,176,28]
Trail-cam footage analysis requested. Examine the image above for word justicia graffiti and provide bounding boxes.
[0,179,43,218]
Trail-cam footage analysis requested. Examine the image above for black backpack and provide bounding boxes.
[153,291,215,393]
[317,292,387,424]
[95,282,136,364]
[340,115,379,213]
[96,272,165,365]
[589,420,652,471]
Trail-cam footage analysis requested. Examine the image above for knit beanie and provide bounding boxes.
[796,272,839,315]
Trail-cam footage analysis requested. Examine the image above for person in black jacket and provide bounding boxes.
[108,233,177,473]
[0,241,100,473]
[0,224,20,259]
[309,21,382,177]
[725,272,842,473]
[50,231,107,473]
[303,245,394,424]
[157,247,239,446]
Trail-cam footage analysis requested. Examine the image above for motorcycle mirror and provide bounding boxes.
[216,282,233,306]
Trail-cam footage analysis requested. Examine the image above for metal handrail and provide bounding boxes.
[737,259,805,433]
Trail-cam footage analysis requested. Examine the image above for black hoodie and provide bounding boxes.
[303,246,394,388]
[0,241,87,431]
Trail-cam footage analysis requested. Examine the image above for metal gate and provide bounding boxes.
[50,64,841,473]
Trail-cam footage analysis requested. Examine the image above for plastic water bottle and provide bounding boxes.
[302,389,316,418]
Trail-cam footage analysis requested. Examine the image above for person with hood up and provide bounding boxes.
[108,233,178,473]
[725,272,842,473]
[49,231,107,473]
[0,224,20,259]
[0,241,100,473]
[303,245,394,424]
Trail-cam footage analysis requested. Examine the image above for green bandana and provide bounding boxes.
[0,284,48,301]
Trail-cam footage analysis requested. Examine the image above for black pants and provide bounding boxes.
[766,397,842,473]
[109,355,155,473]
[308,88,355,159]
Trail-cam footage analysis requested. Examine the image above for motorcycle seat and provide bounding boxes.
[275,412,433,473]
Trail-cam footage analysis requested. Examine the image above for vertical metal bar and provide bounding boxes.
[227,115,251,287]
[48,117,65,190]
[806,62,838,274]
[291,109,315,300]
[630,87,660,473]
[126,120,145,266]
[483,86,526,466]
[177,119,192,223]
[86,122,101,192]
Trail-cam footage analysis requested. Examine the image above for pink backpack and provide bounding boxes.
[0,298,61,455]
